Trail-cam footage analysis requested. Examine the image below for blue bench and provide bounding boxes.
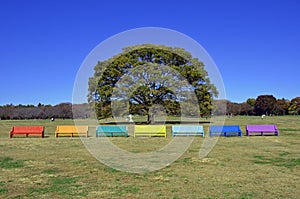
[209,125,242,137]
[96,125,128,137]
[172,125,204,137]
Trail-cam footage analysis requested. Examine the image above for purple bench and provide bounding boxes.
[246,124,279,136]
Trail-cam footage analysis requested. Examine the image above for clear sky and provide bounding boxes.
[1,0,299,105]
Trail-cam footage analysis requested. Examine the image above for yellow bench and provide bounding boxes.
[55,125,88,137]
[134,125,166,137]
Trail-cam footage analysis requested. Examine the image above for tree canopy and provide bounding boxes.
[88,44,218,122]
[254,95,277,115]
[0,103,90,120]
[289,97,300,115]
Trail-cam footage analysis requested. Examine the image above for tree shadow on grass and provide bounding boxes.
[100,120,211,125]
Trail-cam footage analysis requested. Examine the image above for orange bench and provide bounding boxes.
[55,125,88,137]
[10,126,44,138]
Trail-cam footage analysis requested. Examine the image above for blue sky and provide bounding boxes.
[0,0,299,105]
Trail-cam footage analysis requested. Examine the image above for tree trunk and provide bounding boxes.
[147,113,154,124]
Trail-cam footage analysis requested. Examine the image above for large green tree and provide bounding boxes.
[88,44,218,122]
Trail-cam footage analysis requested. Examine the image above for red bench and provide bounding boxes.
[9,126,45,138]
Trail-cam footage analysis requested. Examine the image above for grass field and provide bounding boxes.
[0,116,299,198]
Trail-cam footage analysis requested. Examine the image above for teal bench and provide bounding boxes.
[172,125,204,137]
[209,125,242,137]
[96,125,129,137]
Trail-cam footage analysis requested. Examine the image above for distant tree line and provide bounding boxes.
[0,95,299,120]
[214,95,300,116]
[0,103,90,120]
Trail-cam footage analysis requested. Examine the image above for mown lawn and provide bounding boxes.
[0,116,299,198]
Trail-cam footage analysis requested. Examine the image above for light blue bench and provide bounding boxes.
[172,125,204,137]
[96,125,128,137]
[209,125,242,137]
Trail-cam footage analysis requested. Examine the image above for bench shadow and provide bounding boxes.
[9,135,49,138]
[99,120,211,125]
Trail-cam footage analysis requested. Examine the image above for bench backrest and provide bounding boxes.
[12,126,44,132]
[172,125,204,133]
[246,124,277,132]
[96,125,127,133]
[209,125,241,133]
[56,125,88,133]
[134,125,166,133]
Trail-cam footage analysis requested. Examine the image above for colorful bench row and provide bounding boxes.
[9,124,279,138]
[96,125,167,137]
[97,125,205,137]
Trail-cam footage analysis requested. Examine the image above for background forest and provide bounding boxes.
[0,95,299,120]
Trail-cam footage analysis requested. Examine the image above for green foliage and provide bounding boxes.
[246,98,256,106]
[28,176,87,197]
[0,187,8,194]
[103,167,120,173]
[239,192,255,199]
[288,97,300,115]
[114,184,139,196]
[89,44,217,121]
[0,157,23,169]
[0,182,8,194]
[253,155,300,168]
[42,168,60,174]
